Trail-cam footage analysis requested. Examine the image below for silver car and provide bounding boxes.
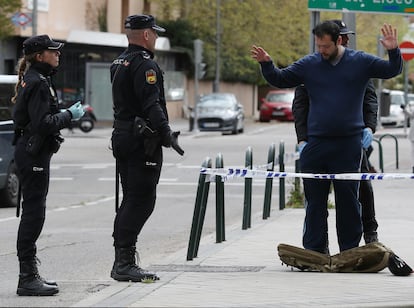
[195,93,244,134]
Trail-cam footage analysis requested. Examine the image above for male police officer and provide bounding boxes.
[110,14,184,282]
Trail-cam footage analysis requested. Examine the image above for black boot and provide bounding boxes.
[33,257,57,286]
[110,247,159,282]
[17,260,59,296]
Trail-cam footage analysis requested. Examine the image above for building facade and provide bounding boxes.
[0,0,257,121]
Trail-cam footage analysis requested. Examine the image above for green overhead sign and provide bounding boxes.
[308,0,414,15]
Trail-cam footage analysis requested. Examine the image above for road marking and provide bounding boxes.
[51,177,73,181]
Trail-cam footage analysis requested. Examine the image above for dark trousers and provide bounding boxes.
[14,139,52,261]
[112,131,162,248]
[300,135,363,253]
[359,149,378,234]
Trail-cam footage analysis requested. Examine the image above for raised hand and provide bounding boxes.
[379,24,398,50]
[250,45,272,62]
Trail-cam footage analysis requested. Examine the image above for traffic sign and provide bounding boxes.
[400,41,414,61]
[308,0,414,15]
[11,12,32,27]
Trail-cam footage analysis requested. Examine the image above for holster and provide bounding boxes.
[134,117,161,157]
[114,117,161,157]
[50,134,64,153]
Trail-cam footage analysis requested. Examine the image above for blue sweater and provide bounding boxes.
[260,48,402,137]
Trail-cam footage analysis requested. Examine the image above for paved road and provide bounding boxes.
[1,119,413,307]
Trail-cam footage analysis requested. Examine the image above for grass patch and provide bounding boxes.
[286,182,335,209]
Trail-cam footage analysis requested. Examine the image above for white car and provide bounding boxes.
[380,89,408,127]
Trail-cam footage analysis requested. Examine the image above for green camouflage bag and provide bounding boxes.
[277,242,392,273]
[277,243,331,272]
[330,242,391,273]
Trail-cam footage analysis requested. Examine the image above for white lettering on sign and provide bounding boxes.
[373,0,413,5]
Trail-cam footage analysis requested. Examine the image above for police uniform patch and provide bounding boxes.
[145,69,157,84]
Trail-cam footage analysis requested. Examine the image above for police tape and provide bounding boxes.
[200,167,414,181]
[238,152,300,171]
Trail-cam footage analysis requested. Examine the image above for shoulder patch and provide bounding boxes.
[145,69,157,84]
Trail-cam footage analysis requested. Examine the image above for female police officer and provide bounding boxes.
[12,35,85,296]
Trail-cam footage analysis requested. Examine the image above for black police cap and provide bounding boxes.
[124,14,165,32]
[23,35,64,55]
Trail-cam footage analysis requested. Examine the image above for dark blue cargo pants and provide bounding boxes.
[300,134,363,253]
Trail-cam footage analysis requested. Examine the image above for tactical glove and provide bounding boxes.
[68,101,85,120]
[170,131,184,156]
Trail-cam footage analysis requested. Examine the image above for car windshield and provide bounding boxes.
[267,92,294,103]
[199,99,234,109]
[0,83,15,121]
[198,96,235,109]
[390,93,405,105]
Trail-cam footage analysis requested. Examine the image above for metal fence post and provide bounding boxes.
[242,146,253,229]
[186,157,212,261]
[215,153,225,243]
[372,139,384,173]
[263,143,275,219]
[294,144,301,193]
[379,134,399,170]
[279,141,285,210]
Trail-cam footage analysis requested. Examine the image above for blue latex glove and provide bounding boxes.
[68,101,85,120]
[361,128,373,149]
[297,141,307,155]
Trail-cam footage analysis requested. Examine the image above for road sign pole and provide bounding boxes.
[404,60,409,135]
[32,0,38,35]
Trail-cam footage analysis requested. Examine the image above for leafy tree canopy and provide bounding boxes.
[0,0,21,39]
[152,0,409,86]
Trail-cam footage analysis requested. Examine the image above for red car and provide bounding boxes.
[259,89,295,122]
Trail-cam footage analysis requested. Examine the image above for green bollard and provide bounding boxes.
[279,141,285,210]
[215,153,225,243]
[372,139,384,173]
[294,144,301,194]
[187,157,212,261]
[242,146,253,230]
[263,143,275,219]
[379,134,399,170]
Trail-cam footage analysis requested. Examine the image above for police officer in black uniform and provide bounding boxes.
[110,15,184,282]
[12,35,85,296]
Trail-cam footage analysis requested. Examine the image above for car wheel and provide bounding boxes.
[259,116,270,123]
[231,125,238,135]
[79,119,94,133]
[0,161,19,208]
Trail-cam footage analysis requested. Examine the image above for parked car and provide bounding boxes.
[196,93,244,134]
[259,89,295,122]
[380,89,408,127]
[0,75,19,207]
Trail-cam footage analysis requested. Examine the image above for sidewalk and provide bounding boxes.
[73,124,414,308]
